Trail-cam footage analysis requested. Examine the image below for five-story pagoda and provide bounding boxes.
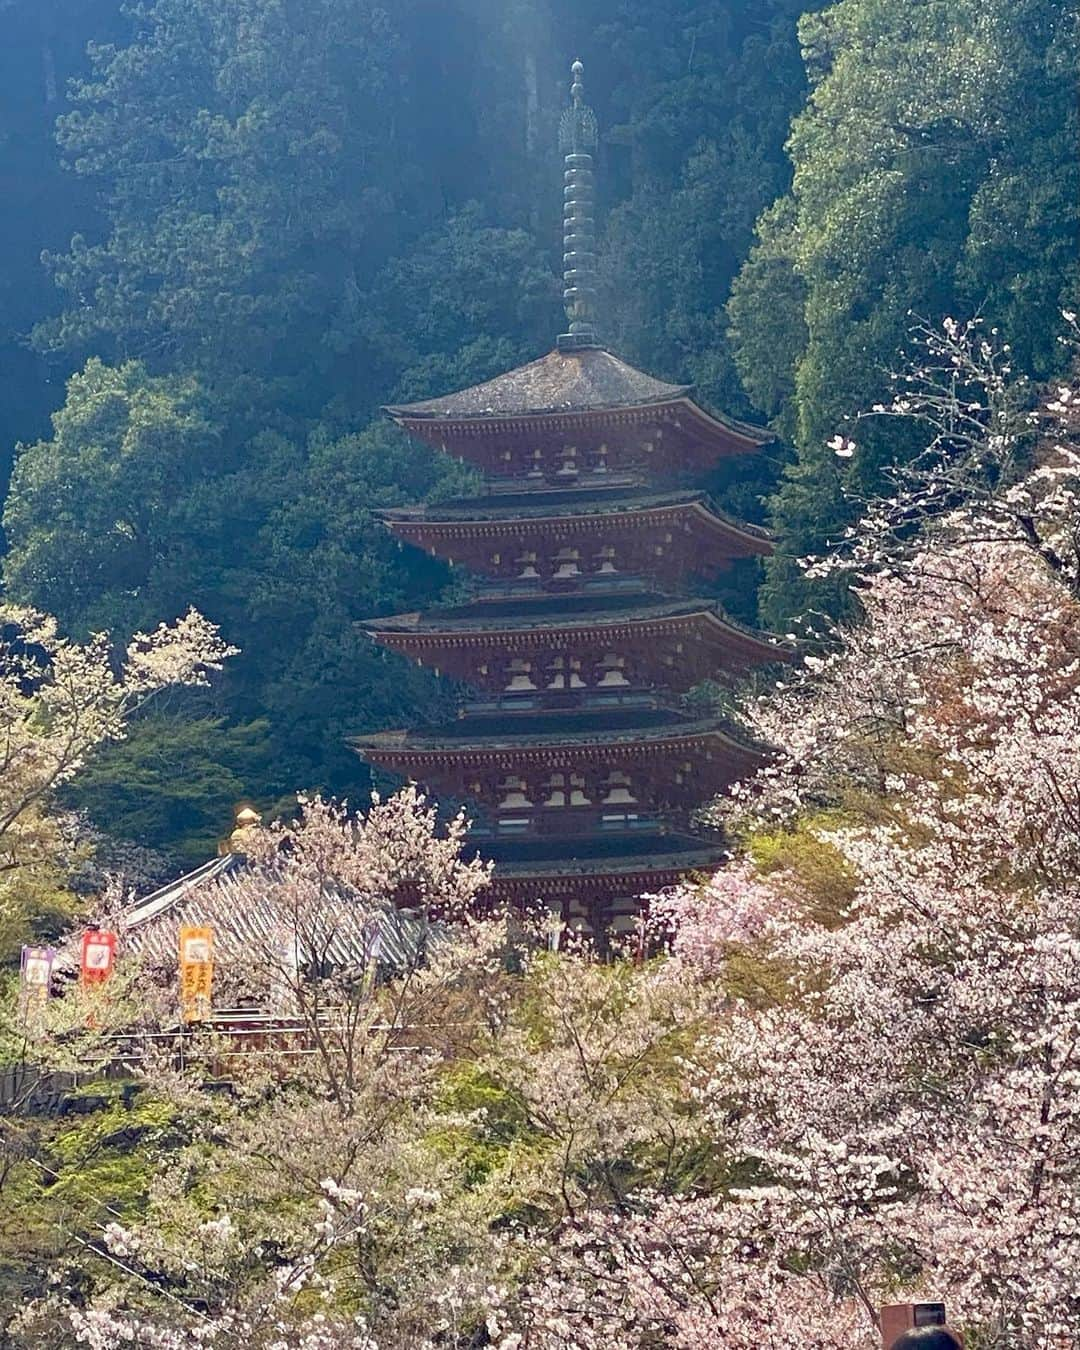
[357,62,785,937]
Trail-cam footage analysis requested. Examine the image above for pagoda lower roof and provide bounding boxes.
[481,829,719,868]
[380,490,772,555]
[493,849,724,882]
[434,477,652,511]
[415,587,670,621]
[383,703,698,743]
[364,596,786,657]
[355,715,763,767]
[486,846,727,909]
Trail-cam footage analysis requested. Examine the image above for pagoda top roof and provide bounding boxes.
[386,347,690,421]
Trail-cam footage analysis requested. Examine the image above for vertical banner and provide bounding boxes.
[179,925,214,1024]
[21,945,55,999]
[80,930,117,985]
[363,922,382,997]
[20,945,55,1028]
[272,930,301,1011]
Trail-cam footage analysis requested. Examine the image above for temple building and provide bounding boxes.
[357,62,786,936]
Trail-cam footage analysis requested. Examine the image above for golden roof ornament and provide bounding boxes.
[222,803,262,856]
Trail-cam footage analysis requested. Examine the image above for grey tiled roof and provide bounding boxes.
[118,857,442,974]
[386,347,691,420]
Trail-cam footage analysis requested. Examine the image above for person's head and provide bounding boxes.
[889,1330,963,1350]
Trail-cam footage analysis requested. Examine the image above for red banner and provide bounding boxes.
[80,930,117,984]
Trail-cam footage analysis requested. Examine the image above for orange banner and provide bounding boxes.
[179,925,214,1023]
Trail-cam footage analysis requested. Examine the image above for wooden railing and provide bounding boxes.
[1,1011,434,1114]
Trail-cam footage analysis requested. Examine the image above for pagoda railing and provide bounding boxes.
[483,469,643,495]
[470,805,712,844]
[463,686,664,716]
[471,574,647,601]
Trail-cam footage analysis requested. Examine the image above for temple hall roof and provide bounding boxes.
[386,347,690,421]
[116,855,439,973]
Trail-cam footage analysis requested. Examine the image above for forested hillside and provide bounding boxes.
[0,0,1075,864]
[730,0,1080,624]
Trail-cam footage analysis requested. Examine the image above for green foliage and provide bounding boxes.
[63,714,271,863]
[0,0,128,495]
[4,362,466,853]
[347,204,562,410]
[0,1088,181,1310]
[1,0,1076,863]
[36,0,562,427]
[5,358,222,634]
[582,0,821,538]
[729,0,1080,626]
[39,0,405,404]
[432,1063,541,1188]
[0,870,83,968]
[44,1090,179,1211]
[3,0,572,855]
[595,0,818,421]
[726,199,808,431]
[748,816,859,925]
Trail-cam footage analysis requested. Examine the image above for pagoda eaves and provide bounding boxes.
[386,348,773,479]
[357,716,763,858]
[380,492,772,589]
[364,600,785,692]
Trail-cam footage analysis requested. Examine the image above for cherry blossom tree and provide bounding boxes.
[490,559,1080,1346]
[8,792,723,1349]
[812,314,1080,595]
[8,791,514,1349]
[0,606,236,963]
[697,539,1080,1347]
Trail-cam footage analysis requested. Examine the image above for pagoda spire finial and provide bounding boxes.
[557,59,600,352]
